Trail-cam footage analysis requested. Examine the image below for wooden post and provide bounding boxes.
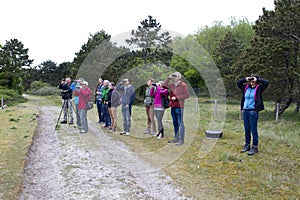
[214,99,217,116]
[276,103,279,121]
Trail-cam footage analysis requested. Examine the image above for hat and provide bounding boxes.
[172,71,182,79]
[75,78,84,82]
[82,81,88,85]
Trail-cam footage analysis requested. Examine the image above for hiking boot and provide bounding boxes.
[60,120,67,124]
[168,139,178,143]
[241,144,250,153]
[120,131,126,135]
[248,145,258,156]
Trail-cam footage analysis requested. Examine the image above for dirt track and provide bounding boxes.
[20,104,188,200]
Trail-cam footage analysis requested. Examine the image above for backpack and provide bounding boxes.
[162,94,170,109]
[112,90,122,106]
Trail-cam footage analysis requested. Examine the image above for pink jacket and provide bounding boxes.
[74,87,92,110]
[150,86,168,108]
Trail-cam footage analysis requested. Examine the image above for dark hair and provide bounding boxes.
[147,78,154,82]
[110,82,115,86]
[251,74,259,78]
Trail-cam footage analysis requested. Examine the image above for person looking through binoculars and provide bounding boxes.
[59,77,74,124]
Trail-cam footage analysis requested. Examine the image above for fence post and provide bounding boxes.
[214,99,217,116]
[275,103,279,121]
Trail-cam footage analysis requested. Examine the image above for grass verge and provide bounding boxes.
[101,97,300,199]
[0,98,39,199]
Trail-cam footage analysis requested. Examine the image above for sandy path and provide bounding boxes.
[20,105,188,200]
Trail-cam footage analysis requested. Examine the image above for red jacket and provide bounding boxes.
[163,78,189,108]
[74,87,92,110]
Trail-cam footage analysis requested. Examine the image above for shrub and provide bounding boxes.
[30,86,60,96]
[27,81,60,96]
[0,86,26,106]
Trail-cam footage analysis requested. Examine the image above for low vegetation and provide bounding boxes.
[107,97,300,199]
[0,96,299,199]
[0,100,39,199]
[0,86,27,106]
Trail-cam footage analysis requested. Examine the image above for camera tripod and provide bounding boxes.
[55,99,76,130]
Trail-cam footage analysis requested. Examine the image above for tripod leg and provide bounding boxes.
[66,99,70,127]
[55,100,66,130]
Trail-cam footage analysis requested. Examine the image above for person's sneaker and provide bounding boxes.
[144,129,150,134]
[60,120,67,124]
[109,128,116,132]
[175,141,184,146]
[248,145,258,156]
[80,130,87,134]
[157,134,164,139]
[125,132,130,136]
[241,144,251,153]
[150,131,156,136]
[168,139,178,143]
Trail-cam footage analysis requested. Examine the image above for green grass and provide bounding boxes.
[0,95,58,199]
[104,97,300,199]
[0,102,39,199]
[1,95,299,199]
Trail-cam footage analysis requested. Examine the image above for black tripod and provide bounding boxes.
[55,99,75,130]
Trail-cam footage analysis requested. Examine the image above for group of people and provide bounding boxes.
[95,72,190,146]
[95,78,135,135]
[143,72,190,145]
[58,71,269,153]
[59,71,190,146]
[59,77,91,133]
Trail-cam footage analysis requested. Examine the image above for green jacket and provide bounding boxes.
[101,87,110,101]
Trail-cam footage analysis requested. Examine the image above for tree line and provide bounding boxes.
[0,0,299,115]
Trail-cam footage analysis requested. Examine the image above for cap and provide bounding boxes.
[82,81,88,85]
[171,72,182,79]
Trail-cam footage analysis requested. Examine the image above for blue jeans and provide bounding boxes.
[96,99,104,122]
[122,106,131,132]
[171,107,185,142]
[75,104,81,126]
[243,110,259,146]
[102,103,111,127]
[79,109,88,132]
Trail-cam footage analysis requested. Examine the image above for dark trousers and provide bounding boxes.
[96,99,104,122]
[102,103,111,127]
[243,110,259,146]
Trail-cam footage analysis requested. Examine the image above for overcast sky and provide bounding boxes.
[0,0,275,66]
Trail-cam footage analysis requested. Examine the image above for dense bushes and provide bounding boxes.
[0,86,26,105]
[27,81,60,96]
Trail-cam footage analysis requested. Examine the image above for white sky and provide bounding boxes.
[0,0,275,66]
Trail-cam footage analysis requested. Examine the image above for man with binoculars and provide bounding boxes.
[59,77,74,124]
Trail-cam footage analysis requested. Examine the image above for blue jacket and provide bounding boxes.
[237,78,269,112]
